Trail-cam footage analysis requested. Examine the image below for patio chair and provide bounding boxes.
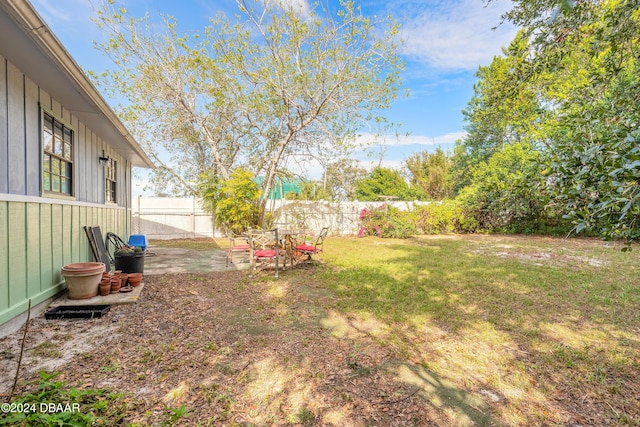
[294,227,328,262]
[226,231,251,267]
[248,228,282,277]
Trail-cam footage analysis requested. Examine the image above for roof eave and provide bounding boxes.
[2,0,154,169]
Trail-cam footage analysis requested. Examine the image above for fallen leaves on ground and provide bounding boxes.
[1,270,464,426]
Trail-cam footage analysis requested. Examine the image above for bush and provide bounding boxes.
[413,201,476,234]
[199,168,261,233]
[358,204,415,238]
[454,141,572,234]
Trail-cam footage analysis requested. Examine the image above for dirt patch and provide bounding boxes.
[462,235,610,268]
[0,269,496,426]
[491,250,607,267]
[0,317,117,394]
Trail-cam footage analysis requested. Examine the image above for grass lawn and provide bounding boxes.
[152,233,640,424]
[317,234,640,425]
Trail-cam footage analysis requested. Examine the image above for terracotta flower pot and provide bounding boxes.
[99,283,111,296]
[62,262,105,272]
[61,263,105,299]
[127,273,142,287]
[110,278,121,293]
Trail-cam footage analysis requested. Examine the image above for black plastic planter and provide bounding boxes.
[114,251,145,274]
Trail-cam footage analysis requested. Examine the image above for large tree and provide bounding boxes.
[355,167,419,201]
[500,0,640,242]
[453,31,547,191]
[404,147,453,200]
[323,158,368,201]
[92,0,404,225]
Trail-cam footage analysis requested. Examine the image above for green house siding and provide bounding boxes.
[0,2,153,330]
[0,199,129,326]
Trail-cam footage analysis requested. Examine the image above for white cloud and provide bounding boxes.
[31,0,94,23]
[376,159,405,171]
[401,0,518,71]
[355,131,466,147]
[263,0,312,19]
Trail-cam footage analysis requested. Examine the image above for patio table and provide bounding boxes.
[279,229,301,269]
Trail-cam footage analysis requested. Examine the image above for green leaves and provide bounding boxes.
[355,167,421,202]
[199,167,260,233]
[1,371,129,426]
[404,148,453,201]
[455,142,565,233]
[454,0,640,244]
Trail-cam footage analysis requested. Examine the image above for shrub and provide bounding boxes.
[199,168,261,233]
[358,204,415,238]
[454,141,572,234]
[413,200,476,234]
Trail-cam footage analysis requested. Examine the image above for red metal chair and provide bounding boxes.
[295,227,328,261]
[248,229,282,277]
[226,231,251,267]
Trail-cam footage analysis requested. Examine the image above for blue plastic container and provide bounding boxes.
[128,234,148,251]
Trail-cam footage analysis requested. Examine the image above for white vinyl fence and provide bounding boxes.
[131,196,430,239]
[131,196,215,239]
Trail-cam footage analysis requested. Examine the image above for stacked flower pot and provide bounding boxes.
[61,262,105,299]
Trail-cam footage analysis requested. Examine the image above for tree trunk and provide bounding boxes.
[257,135,291,227]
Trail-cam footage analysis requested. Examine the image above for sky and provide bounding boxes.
[29,0,518,194]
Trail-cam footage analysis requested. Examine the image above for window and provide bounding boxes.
[105,158,117,203]
[42,112,73,195]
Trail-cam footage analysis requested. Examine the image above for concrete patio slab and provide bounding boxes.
[143,246,250,275]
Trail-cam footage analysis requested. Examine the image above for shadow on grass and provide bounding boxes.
[317,306,496,425]
[317,236,640,424]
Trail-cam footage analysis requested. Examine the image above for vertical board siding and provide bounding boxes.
[120,160,125,207]
[50,204,63,285]
[25,77,39,196]
[64,108,72,128]
[71,114,79,199]
[77,123,87,202]
[51,98,61,118]
[38,88,51,111]
[25,203,41,297]
[3,58,132,207]
[7,63,25,195]
[0,56,8,194]
[0,202,8,310]
[39,203,52,292]
[71,205,80,261]
[79,206,90,260]
[92,133,99,203]
[62,204,71,264]
[7,203,26,306]
[0,200,129,326]
[0,54,137,327]
[122,159,130,208]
